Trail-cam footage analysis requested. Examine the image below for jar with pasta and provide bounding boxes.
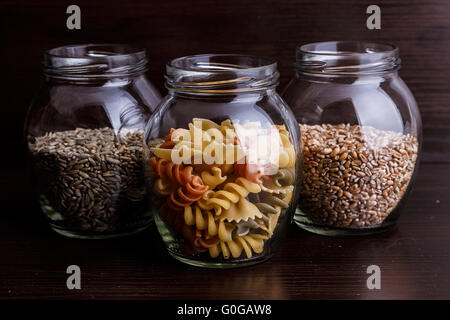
[144,54,301,267]
[283,41,422,236]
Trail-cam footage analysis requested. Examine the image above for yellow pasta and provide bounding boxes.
[260,181,294,195]
[201,166,227,188]
[191,118,236,138]
[194,163,233,176]
[219,197,263,223]
[267,210,281,236]
[278,129,296,168]
[218,220,235,242]
[197,177,262,221]
[184,206,218,236]
[152,119,245,165]
[151,140,202,163]
[209,234,268,259]
[191,118,222,131]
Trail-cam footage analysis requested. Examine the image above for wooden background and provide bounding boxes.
[0,0,449,300]
[1,0,449,166]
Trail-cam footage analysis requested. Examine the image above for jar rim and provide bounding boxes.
[297,41,398,57]
[165,54,279,95]
[44,43,148,80]
[167,53,277,72]
[295,41,400,76]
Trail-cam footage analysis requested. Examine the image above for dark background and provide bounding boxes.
[0,0,449,300]
[1,0,449,166]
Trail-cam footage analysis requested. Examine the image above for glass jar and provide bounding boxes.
[24,44,162,239]
[144,54,301,267]
[283,41,421,236]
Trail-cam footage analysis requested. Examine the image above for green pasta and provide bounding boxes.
[260,192,289,208]
[274,167,295,187]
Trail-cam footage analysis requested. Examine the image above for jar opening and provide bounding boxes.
[44,44,148,80]
[296,41,400,76]
[166,54,279,95]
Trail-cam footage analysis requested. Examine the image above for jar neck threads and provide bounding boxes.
[295,41,401,77]
[43,44,148,80]
[165,54,279,95]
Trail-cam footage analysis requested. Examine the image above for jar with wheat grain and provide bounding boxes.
[283,41,422,236]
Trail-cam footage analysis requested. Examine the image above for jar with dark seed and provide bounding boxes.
[25,44,161,239]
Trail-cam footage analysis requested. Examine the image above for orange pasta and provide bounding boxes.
[149,157,195,186]
[167,176,208,211]
[159,140,176,149]
[150,156,209,212]
[159,129,176,149]
[181,225,219,253]
[158,128,187,149]
[234,161,264,184]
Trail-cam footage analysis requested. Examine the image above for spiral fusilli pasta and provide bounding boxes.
[149,157,195,185]
[209,234,268,259]
[181,224,220,253]
[201,166,227,188]
[147,118,297,261]
[233,161,264,184]
[149,156,209,211]
[273,167,296,187]
[278,126,296,168]
[166,176,209,211]
[184,205,218,237]
[197,177,262,221]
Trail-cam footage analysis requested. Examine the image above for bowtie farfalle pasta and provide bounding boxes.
[148,118,296,260]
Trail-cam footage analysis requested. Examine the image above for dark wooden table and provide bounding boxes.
[1,163,449,300]
[1,0,450,300]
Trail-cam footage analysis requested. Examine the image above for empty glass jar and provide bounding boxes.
[144,54,301,267]
[25,44,161,239]
[283,41,421,236]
